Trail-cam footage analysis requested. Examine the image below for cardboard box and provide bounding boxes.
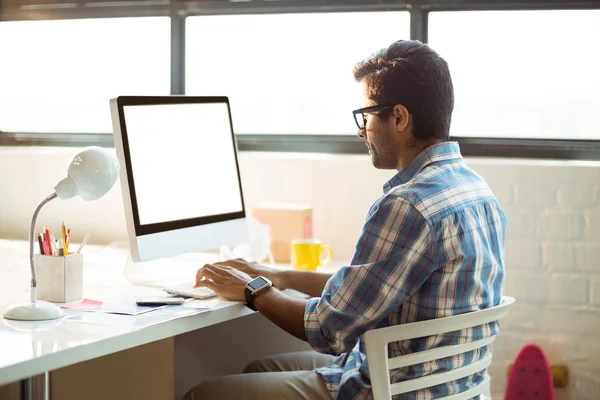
[252,204,313,262]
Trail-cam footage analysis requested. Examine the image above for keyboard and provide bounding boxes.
[162,283,217,300]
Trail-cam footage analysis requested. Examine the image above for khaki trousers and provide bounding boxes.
[183,351,336,400]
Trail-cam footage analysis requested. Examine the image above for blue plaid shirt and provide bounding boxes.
[304,142,506,399]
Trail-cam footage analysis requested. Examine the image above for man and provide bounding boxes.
[184,39,506,400]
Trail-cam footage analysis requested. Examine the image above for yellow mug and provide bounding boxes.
[291,239,332,271]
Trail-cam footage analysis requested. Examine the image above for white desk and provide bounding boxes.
[0,240,297,398]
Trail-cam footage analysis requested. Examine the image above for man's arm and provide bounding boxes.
[277,270,332,298]
[193,264,308,341]
[253,288,308,341]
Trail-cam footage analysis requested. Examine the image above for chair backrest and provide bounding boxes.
[364,296,515,400]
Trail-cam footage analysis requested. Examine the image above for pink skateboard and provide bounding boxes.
[505,344,554,400]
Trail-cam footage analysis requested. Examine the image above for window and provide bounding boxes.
[186,12,410,135]
[429,10,600,140]
[0,17,170,133]
[2,3,600,160]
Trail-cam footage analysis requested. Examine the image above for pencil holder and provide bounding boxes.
[34,253,83,303]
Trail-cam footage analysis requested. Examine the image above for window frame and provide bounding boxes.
[2,0,600,160]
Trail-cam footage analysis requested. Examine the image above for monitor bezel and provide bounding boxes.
[114,96,246,237]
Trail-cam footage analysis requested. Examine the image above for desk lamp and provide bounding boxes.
[3,147,119,321]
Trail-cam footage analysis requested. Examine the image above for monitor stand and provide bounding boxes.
[123,252,220,288]
[122,217,275,288]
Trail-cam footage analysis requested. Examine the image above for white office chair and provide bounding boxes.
[365,296,515,400]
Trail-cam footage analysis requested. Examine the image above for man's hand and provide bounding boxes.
[195,259,310,342]
[194,263,252,302]
[211,258,285,289]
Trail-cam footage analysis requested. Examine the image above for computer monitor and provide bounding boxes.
[110,96,248,262]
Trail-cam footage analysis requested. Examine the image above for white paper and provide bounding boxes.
[65,305,209,328]
[80,292,169,315]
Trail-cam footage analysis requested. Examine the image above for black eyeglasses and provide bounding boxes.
[352,105,395,130]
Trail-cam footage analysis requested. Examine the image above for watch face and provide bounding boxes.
[248,277,269,291]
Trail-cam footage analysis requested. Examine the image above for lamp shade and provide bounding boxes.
[54,147,120,201]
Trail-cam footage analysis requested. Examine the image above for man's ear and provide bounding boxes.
[393,104,410,132]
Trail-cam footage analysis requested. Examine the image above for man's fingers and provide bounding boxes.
[197,264,227,278]
[193,272,221,288]
[213,263,234,270]
[213,260,235,268]
[217,262,250,273]
[195,265,225,286]
[193,279,217,290]
[208,264,230,276]
[216,258,247,268]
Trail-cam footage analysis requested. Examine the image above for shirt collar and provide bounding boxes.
[383,141,463,192]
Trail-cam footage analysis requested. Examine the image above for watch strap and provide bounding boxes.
[244,286,257,311]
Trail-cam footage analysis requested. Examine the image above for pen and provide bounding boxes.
[37,233,45,254]
[67,229,71,249]
[45,226,53,256]
[77,234,91,254]
[41,231,49,255]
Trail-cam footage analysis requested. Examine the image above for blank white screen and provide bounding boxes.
[123,102,244,225]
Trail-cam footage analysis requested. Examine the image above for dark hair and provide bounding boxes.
[353,40,454,141]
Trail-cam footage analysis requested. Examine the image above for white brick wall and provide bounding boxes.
[543,243,576,271]
[467,160,600,400]
[551,274,587,305]
[558,185,598,208]
[590,279,600,306]
[506,239,542,270]
[2,150,600,399]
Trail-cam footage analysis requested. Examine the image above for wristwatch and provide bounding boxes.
[244,276,273,311]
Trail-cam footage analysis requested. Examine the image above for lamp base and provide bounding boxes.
[3,301,65,321]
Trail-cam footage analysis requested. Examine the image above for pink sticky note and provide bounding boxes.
[61,298,103,310]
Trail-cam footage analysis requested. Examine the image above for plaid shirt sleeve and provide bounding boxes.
[304,193,437,355]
